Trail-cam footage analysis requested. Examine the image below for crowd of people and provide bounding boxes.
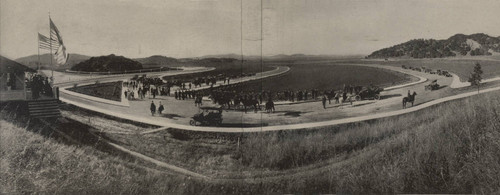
[206,84,365,103]
[191,83,367,112]
[26,73,53,99]
[123,78,171,100]
[133,73,373,116]
[169,72,257,90]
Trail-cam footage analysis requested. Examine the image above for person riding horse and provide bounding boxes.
[403,90,417,108]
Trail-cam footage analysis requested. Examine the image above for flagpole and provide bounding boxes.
[37,33,40,72]
[49,12,53,78]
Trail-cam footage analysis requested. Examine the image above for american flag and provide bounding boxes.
[50,18,69,65]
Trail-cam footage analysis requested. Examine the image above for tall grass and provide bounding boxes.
[0,120,217,194]
[235,91,500,193]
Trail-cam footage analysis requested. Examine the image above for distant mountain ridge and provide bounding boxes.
[15,53,91,70]
[200,53,363,61]
[367,33,500,59]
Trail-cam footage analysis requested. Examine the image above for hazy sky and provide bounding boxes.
[1,0,500,59]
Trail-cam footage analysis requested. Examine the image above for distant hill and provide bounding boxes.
[199,53,363,61]
[71,54,142,72]
[200,53,243,60]
[266,54,363,61]
[15,53,91,70]
[134,55,179,68]
[367,33,500,59]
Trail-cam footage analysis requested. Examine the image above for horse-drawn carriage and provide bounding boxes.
[354,85,383,101]
[425,79,440,91]
[189,106,223,126]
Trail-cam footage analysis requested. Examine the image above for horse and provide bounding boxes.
[403,91,417,109]
[242,99,260,113]
[265,100,275,113]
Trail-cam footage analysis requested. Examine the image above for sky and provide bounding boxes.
[1,0,500,59]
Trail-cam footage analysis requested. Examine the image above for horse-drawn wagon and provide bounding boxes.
[355,85,383,101]
[189,106,223,126]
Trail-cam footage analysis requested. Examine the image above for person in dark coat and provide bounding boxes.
[322,94,327,109]
[158,101,164,114]
[150,101,156,116]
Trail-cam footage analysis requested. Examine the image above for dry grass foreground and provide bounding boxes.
[2,90,500,193]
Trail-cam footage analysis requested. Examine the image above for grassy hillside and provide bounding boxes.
[368,33,500,59]
[1,89,500,193]
[67,81,122,102]
[71,54,142,72]
[356,59,500,81]
[134,55,179,68]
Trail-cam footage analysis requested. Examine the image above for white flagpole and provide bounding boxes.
[49,12,53,78]
[37,34,40,72]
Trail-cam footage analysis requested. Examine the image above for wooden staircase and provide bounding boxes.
[28,99,61,119]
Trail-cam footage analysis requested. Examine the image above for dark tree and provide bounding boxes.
[468,62,483,93]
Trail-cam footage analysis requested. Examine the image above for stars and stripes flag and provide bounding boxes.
[50,18,69,65]
[38,33,56,50]
[38,18,69,66]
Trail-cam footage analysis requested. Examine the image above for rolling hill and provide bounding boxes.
[71,54,142,72]
[15,53,91,70]
[367,33,500,59]
[134,55,179,68]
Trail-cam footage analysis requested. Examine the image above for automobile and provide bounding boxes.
[189,106,223,126]
[355,85,383,101]
[425,79,440,90]
[441,70,453,77]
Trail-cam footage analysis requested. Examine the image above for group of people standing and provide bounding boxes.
[137,72,367,116]
[174,89,198,100]
[123,80,171,100]
[173,89,204,107]
[149,100,165,116]
[27,74,53,99]
[204,82,363,111]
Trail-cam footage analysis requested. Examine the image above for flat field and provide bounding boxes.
[354,58,500,81]
[224,63,414,92]
[67,81,122,102]
[162,61,274,81]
